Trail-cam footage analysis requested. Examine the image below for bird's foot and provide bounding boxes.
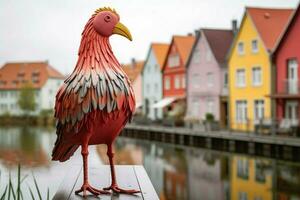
[75,183,110,197]
[103,184,140,194]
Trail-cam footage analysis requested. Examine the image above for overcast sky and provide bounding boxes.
[0,0,298,74]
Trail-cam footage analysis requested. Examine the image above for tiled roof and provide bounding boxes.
[0,61,64,90]
[122,60,144,83]
[202,29,234,64]
[173,35,196,65]
[273,4,300,53]
[151,43,169,70]
[247,7,294,51]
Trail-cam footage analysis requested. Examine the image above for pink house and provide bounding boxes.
[186,29,234,127]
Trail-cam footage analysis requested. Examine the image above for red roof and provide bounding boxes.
[0,61,64,90]
[247,7,294,51]
[202,29,234,64]
[173,35,196,65]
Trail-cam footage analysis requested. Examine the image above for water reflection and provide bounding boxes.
[99,138,300,200]
[0,126,54,167]
[0,126,300,200]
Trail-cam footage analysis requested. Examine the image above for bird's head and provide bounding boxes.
[93,7,132,41]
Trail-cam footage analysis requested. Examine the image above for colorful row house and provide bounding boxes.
[272,4,300,128]
[228,7,294,131]
[186,28,234,127]
[157,35,195,118]
[142,43,169,120]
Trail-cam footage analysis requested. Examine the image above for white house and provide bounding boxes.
[142,43,169,120]
[0,61,64,115]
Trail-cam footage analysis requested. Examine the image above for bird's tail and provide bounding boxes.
[52,139,79,162]
[51,126,79,162]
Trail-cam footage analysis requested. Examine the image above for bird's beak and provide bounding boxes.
[112,22,132,41]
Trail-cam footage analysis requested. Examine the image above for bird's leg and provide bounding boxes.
[75,139,110,197]
[103,143,140,194]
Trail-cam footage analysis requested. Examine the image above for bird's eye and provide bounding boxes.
[104,15,111,22]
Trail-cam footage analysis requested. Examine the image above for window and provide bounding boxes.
[238,192,248,200]
[252,67,262,86]
[193,74,200,88]
[237,158,249,179]
[236,100,247,123]
[238,42,244,55]
[236,69,246,87]
[193,48,200,63]
[207,72,214,87]
[254,100,264,121]
[224,72,228,88]
[206,51,212,62]
[154,83,158,93]
[252,39,258,53]
[192,100,200,117]
[174,75,180,89]
[168,54,180,67]
[207,99,214,114]
[255,160,266,183]
[181,75,186,88]
[164,76,170,90]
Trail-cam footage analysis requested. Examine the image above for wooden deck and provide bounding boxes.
[53,165,159,200]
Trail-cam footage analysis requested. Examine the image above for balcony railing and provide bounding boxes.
[281,79,300,95]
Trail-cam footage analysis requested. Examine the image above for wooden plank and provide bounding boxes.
[66,165,146,200]
[52,165,82,200]
[134,166,159,200]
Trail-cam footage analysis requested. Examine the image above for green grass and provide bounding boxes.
[0,165,49,200]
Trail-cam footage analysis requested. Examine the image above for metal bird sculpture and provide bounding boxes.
[52,7,139,196]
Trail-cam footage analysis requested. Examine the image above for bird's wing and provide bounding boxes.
[55,67,135,129]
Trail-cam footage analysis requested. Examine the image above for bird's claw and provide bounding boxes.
[103,184,140,194]
[75,183,110,197]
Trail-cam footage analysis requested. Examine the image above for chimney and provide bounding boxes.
[131,58,136,68]
[232,19,238,34]
[195,30,200,38]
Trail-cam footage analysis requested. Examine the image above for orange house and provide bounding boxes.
[159,35,195,117]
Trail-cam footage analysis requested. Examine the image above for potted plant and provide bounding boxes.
[204,113,219,131]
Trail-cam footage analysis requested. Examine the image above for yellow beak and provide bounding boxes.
[112,22,132,41]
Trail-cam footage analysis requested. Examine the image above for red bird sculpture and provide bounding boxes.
[52,7,139,196]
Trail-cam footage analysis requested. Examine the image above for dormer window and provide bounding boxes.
[252,40,258,53]
[168,54,180,67]
[238,42,244,55]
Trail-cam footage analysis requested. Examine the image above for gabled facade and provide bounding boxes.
[0,61,64,115]
[122,59,144,112]
[272,5,300,126]
[186,29,234,127]
[142,43,169,120]
[228,7,293,131]
[162,35,195,98]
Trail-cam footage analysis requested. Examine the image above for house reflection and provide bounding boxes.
[276,163,300,199]
[230,155,273,200]
[95,137,300,200]
[0,127,54,168]
[186,149,230,200]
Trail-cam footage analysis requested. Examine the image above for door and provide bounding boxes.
[287,59,298,94]
[285,101,298,125]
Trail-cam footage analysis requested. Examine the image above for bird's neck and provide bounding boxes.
[74,30,122,73]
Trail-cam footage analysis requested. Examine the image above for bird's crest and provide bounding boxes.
[95,7,119,18]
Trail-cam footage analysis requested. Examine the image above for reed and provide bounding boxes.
[0,165,49,200]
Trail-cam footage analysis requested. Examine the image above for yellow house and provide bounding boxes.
[228,7,294,131]
[230,156,272,200]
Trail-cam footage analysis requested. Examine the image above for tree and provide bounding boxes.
[18,83,36,115]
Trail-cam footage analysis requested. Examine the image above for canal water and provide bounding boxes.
[0,126,300,200]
